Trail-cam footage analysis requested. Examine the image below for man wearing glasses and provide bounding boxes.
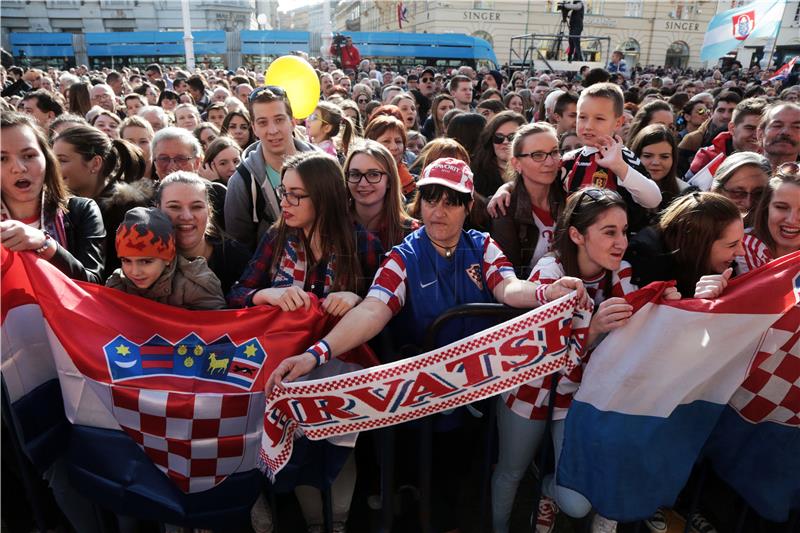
[225,87,320,250]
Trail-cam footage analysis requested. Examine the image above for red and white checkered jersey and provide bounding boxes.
[503,255,637,420]
[736,231,773,274]
[367,234,515,315]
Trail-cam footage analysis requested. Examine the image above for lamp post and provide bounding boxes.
[180,0,196,72]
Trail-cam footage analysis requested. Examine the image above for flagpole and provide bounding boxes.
[764,0,788,70]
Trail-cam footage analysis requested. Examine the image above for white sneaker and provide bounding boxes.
[591,514,618,533]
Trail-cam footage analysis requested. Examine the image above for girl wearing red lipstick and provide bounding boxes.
[737,163,800,273]
[0,112,106,283]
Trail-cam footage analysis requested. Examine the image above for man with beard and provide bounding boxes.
[758,102,800,168]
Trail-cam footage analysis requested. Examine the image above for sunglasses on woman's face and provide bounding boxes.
[492,132,516,144]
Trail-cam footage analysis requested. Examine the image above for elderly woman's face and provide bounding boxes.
[718,165,769,213]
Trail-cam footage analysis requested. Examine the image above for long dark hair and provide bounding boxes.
[54,125,146,197]
[68,81,92,117]
[270,152,364,294]
[220,110,256,148]
[471,110,526,197]
[659,192,741,296]
[551,187,627,279]
[1,112,68,215]
[627,100,673,144]
[629,124,680,204]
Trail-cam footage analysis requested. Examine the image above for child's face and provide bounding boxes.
[120,256,169,289]
[576,96,624,147]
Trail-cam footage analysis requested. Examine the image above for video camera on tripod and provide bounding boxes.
[556,1,570,22]
[332,33,348,51]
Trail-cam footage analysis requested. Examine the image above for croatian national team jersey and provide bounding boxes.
[529,205,556,270]
[502,255,637,420]
[368,227,515,348]
[737,231,772,274]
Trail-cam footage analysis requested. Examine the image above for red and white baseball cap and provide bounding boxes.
[417,157,474,195]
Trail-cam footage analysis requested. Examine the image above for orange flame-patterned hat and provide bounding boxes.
[115,207,176,262]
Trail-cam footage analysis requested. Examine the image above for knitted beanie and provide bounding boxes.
[115,207,176,262]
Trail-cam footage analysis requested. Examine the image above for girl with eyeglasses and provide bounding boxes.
[736,163,800,273]
[471,110,526,198]
[678,100,708,140]
[490,122,567,279]
[344,140,419,249]
[228,152,382,532]
[710,151,771,221]
[305,101,355,159]
[496,187,677,533]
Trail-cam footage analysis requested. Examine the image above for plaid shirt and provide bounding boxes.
[227,223,383,308]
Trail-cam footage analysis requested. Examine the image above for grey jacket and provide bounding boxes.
[224,137,319,250]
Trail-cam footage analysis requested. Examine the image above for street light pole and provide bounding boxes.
[180,0,196,72]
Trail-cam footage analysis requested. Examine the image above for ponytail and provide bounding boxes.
[108,138,146,184]
[339,116,355,156]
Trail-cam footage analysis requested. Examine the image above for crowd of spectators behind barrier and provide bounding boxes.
[1,45,800,533]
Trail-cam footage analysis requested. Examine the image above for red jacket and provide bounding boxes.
[689,130,733,175]
[331,44,361,71]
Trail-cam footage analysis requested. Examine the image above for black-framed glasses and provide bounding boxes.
[356,97,369,104]
[276,185,310,206]
[420,77,433,83]
[720,186,765,202]
[516,149,561,162]
[155,155,195,167]
[249,85,287,103]
[492,132,516,144]
[346,170,387,184]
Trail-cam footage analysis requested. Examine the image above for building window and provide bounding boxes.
[473,0,494,8]
[625,0,642,17]
[472,30,493,47]
[585,0,603,15]
[665,40,690,69]
[668,0,700,20]
[620,37,640,67]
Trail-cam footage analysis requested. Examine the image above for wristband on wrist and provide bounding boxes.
[535,283,550,305]
[34,232,53,255]
[305,339,332,367]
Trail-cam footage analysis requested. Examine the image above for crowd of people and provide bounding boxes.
[1,51,799,533]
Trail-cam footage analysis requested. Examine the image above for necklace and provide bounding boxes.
[428,235,457,258]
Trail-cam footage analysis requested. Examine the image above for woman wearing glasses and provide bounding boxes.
[490,123,567,279]
[677,100,708,140]
[268,157,586,532]
[710,151,771,221]
[344,140,419,249]
[471,110,527,198]
[351,82,374,116]
[736,163,800,273]
[228,152,382,532]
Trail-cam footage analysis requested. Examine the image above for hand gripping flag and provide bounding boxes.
[0,247,374,527]
[557,251,800,522]
[700,0,786,62]
[260,289,593,479]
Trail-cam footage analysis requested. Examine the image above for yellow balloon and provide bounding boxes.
[263,56,320,119]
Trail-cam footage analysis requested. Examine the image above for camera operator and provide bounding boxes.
[329,34,361,72]
[559,1,584,63]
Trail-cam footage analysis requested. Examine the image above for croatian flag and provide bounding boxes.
[557,251,800,522]
[1,248,374,527]
[769,55,799,82]
[700,0,786,62]
[688,151,725,190]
